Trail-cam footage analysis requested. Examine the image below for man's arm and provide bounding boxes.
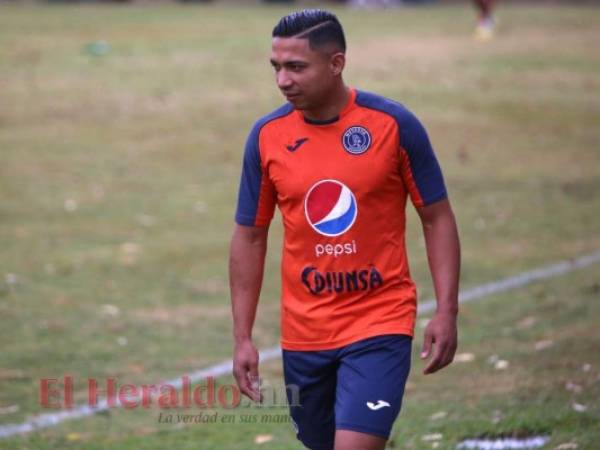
[416,198,461,375]
[229,224,269,401]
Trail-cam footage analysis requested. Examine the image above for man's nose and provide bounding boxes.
[277,70,293,89]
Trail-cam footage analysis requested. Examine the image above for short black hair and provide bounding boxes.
[272,9,346,53]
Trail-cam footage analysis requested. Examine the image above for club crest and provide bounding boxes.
[342,126,371,155]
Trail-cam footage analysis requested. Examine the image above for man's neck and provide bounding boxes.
[302,83,350,122]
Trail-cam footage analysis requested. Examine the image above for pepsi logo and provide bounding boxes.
[304,180,358,237]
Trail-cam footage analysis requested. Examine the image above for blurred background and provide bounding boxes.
[0,0,599,449]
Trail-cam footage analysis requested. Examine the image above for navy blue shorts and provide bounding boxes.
[282,334,412,450]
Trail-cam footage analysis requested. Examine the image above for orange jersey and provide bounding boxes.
[235,89,447,351]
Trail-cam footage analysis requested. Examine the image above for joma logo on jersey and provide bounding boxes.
[301,265,384,296]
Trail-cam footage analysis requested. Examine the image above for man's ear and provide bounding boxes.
[330,52,346,76]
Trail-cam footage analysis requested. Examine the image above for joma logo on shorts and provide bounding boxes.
[366,400,390,411]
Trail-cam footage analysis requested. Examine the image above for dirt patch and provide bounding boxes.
[464,370,521,397]
[134,304,229,326]
[494,27,600,58]
[350,35,469,66]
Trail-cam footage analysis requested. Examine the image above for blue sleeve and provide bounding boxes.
[235,123,263,226]
[397,109,448,206]
[234,123,276,227]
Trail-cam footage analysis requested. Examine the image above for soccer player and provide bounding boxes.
[473,0,496,41]
[230,9,460,450]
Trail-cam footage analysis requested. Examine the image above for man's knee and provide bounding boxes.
[334,429,387,450]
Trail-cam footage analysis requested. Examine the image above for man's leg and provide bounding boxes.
[334,430,386,450]
[282,348,338,450]
[334,334,412,449]
[473,0,495,20]
[473,0,496,40]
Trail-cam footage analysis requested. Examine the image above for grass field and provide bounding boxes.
[0,2,599,449]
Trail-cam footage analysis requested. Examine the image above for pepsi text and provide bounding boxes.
[315,240,357,258]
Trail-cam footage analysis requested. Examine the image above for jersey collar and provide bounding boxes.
[298,87,356,126]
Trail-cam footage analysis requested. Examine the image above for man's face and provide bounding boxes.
[270,37,338,111]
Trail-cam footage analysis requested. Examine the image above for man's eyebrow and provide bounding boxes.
[270,59,307,66]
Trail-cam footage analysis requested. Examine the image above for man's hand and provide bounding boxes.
[233,340,261,402]
[420,312,458,375]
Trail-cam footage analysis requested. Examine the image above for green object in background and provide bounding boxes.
[85,40,110,57]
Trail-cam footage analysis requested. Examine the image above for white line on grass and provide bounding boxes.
[457,435,551,449]
[1,251,599,439]
[418,251,600,314]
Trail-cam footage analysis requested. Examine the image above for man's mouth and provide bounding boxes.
[284,92,301,100]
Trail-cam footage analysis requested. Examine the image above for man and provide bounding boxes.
[230,9,460,450]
